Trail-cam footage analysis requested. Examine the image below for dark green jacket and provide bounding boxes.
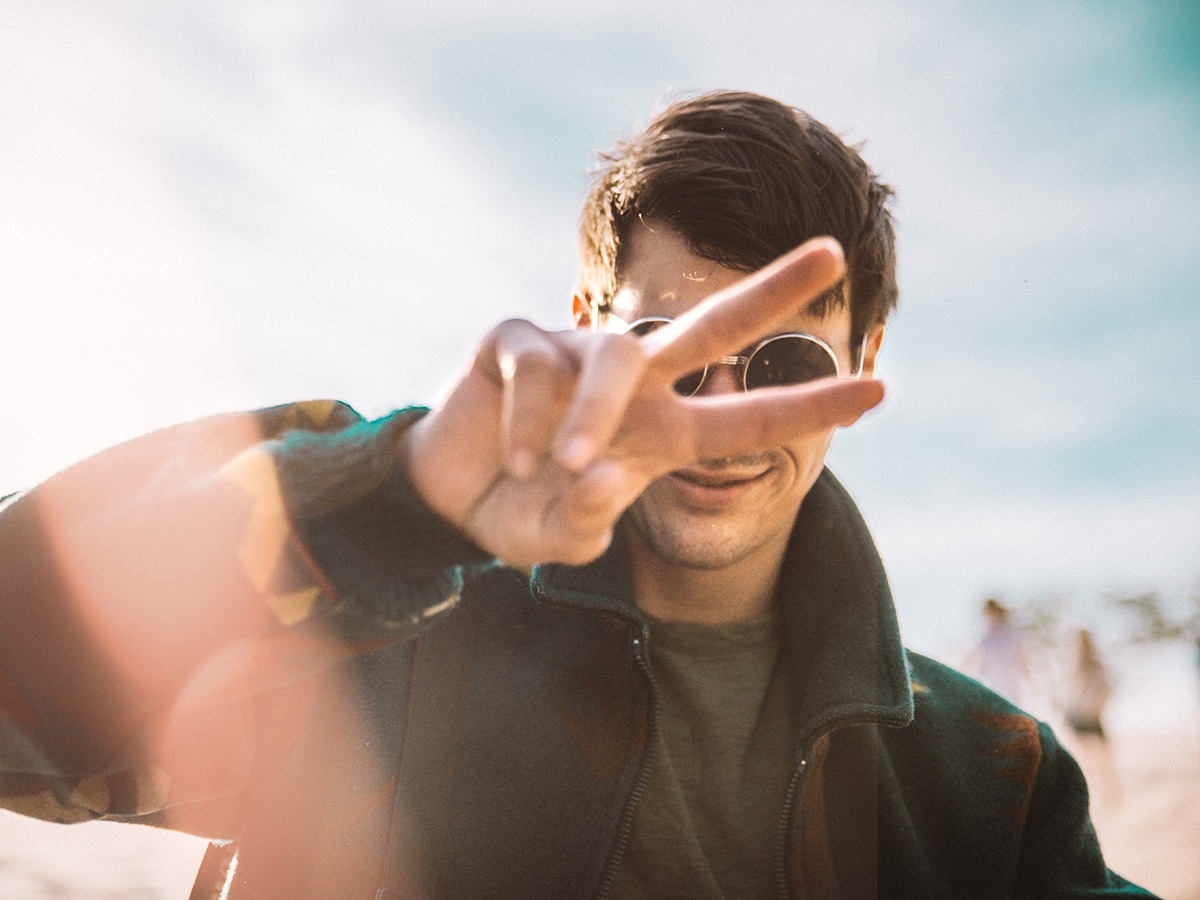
[0,403,1153,899]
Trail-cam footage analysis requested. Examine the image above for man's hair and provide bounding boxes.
[578,90,898,348]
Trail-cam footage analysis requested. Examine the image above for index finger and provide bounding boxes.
[639,237,845,379]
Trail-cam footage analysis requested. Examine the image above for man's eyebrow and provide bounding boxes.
[803,284,845,319]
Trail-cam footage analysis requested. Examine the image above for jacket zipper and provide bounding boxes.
[593,630,660,900]
[774,751,811,900]
[772,710,911,899]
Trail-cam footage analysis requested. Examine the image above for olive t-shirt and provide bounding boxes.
[609,611,795,900]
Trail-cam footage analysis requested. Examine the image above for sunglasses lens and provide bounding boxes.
[745,336,838,389]
[672,369,706,397]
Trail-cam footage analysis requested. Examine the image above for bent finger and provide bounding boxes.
[542,459,642,564]
[488,321,579,478]
[551,331,650,472]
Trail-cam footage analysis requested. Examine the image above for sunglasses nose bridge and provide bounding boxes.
[688,356,748,396]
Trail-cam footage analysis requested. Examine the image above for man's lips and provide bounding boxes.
[672,468,769,488]
[671,452,778,488]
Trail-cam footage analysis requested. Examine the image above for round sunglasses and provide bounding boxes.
[621,316,852,396]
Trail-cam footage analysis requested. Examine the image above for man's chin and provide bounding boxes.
[625,500,770,571]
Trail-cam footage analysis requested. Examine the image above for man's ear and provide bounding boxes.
[858,324,885,378]
[572,293,594,329]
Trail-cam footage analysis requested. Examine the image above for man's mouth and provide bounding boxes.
[653,454,780,510]
[672,468,769,489]
[673,451,777,486]
[669,451,777,493]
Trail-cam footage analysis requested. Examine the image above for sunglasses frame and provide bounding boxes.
[616,315,860,396]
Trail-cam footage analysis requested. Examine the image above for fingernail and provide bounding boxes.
[557,435,593,471]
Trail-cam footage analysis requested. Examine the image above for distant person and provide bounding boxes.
[967,597,1033,705]
[1061,628,1120,804]
[1063,629,1112,742]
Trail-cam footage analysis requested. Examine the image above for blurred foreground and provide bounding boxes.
[1,729,1197,899]
[0,812,206,899]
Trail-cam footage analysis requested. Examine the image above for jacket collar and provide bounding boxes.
[531,468,914,746]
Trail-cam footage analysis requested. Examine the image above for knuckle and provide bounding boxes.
[513,344,565,376]
[485,318,537,352]
[476,320,537,375]
[504,341,576,386]
[493,317,538,336]
[586,333,650,395]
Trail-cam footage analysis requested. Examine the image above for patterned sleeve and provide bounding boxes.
[0,400,489,834]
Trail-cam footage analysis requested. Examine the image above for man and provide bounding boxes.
[0,91,1149,898]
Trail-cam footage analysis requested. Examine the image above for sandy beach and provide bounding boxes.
[1079,732,1200,900]
[0,731,1196,899]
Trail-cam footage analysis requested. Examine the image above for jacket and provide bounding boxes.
[0,401,1153,898]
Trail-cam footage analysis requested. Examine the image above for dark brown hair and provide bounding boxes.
[578,91,898,348]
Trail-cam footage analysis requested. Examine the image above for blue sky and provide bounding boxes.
[1,0,1198,663]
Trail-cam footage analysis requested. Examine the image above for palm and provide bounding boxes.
[403,238,883,567]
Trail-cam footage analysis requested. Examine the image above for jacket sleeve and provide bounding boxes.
[0,400,491,835]
[1014,722,1157,897]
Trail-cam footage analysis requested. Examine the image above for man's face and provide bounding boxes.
[595,219,874,574]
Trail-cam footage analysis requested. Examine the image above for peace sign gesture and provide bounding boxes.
[399,237,884,568]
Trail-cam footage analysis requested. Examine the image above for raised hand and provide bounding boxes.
[399,238,884,567]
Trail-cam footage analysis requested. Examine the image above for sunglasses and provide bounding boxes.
[621,316,854,397]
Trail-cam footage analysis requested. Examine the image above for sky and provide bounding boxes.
[1,1,1198,692]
